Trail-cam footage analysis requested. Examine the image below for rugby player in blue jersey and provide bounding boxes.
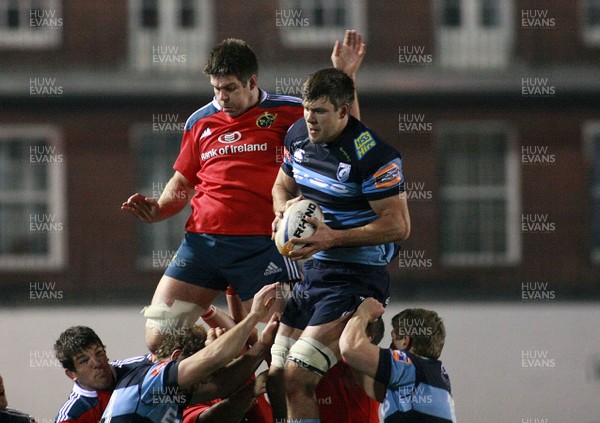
[267,68,411,423]
[340,299,456,423]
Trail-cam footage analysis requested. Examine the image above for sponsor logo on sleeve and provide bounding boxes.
[374,163,401,189]
[354,131,377,160]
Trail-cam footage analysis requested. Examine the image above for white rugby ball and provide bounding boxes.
[275,199,324,257]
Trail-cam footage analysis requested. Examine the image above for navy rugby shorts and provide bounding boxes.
[280,259,390,329]
[164,232,301,301]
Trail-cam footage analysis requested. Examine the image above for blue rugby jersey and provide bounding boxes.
[375,350,456,423]
[281,116,404,265]
[100,359,189,423]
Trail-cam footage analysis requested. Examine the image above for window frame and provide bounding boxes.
[581,0,600,45]
[583,121,600,263]
[278,0,367,48]
[433,0,515,69]
[128,0,214,72]
[0,0,62,49]
[436,121,521,267]
[0,124,67,270]
[129,123,190,270]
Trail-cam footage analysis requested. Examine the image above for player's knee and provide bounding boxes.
[270,334,296,370]
[286,337,338,379]
[142,300,204,351]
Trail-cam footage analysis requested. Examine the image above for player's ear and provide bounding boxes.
[65,369,77,381]
[338,103,350,119]
[248,74,258,90]
[170,348,183,361]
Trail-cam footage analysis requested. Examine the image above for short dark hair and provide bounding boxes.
[203,38,258,85]
[154,325,207,360]
[54,326,106,372]
[392,309,446,359]
[366,317,385,346]
[302,68,355,110]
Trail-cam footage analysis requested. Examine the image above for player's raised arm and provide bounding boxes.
[331,29,366,120]
[177,283,278,390]
[339,298,385,378]
[121,171,195,223]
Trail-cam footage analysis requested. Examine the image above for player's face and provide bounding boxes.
[210,74,257,118]
[303,97,349,144]
[68,344,114,391]
[0,375,7,410]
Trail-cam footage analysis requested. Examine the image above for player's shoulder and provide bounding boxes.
[261,91,303,109]
[184,99,221,131]
[284,117,308,148]
[344,117,399,163]
[55,389,96,422]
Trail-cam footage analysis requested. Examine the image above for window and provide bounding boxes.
[0,125,66,270]
[584,122,600,263]
[434,0,514,69]
[582,0,600,44]
[0,0,62,48]
[129,0,214,72]
[437,122,521,266]
[278,0,366,47]
[130,124,190,270]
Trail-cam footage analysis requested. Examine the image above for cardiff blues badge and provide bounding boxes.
[337,162,351,182]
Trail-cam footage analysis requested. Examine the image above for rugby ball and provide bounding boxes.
[275,199,324,257]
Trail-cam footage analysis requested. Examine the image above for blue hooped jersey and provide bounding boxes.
[100,359,189,423]
[375,350,456,423]
[282,116,404,265]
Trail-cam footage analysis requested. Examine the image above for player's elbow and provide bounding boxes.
[391,220,410,242]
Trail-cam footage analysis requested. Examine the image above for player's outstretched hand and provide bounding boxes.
[288,217,336,260]
[121,193,160,223]
[356,297,385,321]
[250,282,279,320]
[331,29,366,79]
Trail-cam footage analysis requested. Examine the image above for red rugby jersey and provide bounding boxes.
[174,91,303,235]
[316,360,381,423]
